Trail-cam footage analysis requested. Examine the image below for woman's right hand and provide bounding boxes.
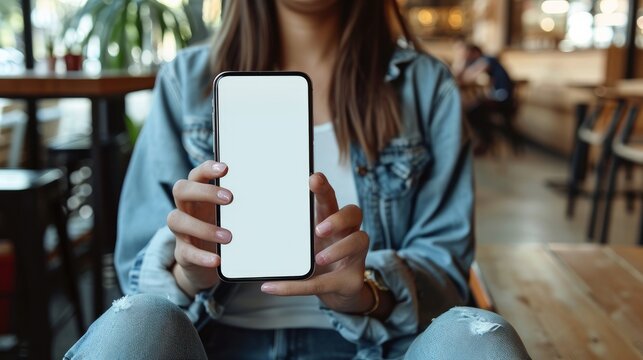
[167,160,233,298]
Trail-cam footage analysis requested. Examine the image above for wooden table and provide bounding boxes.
[477,243,643,359]
[0,70,156,97]
[0,70,156,321]
[0,70,156,166]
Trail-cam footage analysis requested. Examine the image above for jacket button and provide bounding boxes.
[356,165,368,176]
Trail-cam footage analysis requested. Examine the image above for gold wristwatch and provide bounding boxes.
[363,269,389,316]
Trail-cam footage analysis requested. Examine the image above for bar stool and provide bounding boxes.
[566,90,627,241]
[0,169,84,359]
[566,102,601,217]
[599,98,643,245]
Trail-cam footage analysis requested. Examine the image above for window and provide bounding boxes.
[508,0,630,51]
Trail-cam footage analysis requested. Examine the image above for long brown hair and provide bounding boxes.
[209,0,418,163]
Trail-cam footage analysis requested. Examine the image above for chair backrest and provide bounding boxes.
[578,93,626,146]
[611,83,643,141]
[0,110,27,168]
[614,98,643,147]
[630,102,643,140]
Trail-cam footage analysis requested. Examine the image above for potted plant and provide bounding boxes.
[45,37,57,72]
[65,0,201,70]
[64,44,83,71]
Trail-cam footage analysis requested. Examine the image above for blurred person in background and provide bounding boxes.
[65,1,530,359]
[453,40,514,155]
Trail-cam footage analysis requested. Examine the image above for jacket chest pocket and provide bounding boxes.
[371,136,430,199]
[182,115,213,166]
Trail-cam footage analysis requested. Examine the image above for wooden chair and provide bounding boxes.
[491,79,527,153]
[599,97,643,245]
[469,261,495,312]
[459,80,525,154]
[566,89,627,241]
[0,169,85,359]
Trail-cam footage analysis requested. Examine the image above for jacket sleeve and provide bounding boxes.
[114,63,197,313]
[323,73,474,345]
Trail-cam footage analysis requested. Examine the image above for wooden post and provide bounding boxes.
[625,0,637,79]
[21,0,41,168]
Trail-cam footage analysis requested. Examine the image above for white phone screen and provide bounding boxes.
[213,72,313,281]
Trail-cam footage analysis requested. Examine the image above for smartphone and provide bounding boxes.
[213,71,314,282]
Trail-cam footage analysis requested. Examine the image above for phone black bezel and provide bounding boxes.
[212,71,315,283]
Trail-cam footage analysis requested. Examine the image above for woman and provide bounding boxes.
[66,0,530,359]
[453,40,515,154]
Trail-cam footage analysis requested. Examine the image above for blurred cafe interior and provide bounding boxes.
[0,0,642,358]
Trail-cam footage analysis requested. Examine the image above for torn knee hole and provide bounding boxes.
[456,309,502,335]
[112,295,133,313]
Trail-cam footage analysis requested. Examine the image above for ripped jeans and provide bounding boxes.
[64,294,531,360]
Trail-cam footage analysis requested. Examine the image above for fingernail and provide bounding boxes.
[201,254,217,265]
[315,252,327,265]
[261,283,276,293]
[217,190,231,202]
[212,163,226,172]
[316,221,332,236]
[216,230,232,243]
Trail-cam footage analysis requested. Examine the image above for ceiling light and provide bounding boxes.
[540,17,556,32]
[541,0,570,15]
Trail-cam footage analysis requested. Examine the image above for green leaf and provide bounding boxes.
[108,3,127,68]
[96,0,124,67]
[134,3,143,49]
[66,0,196,69]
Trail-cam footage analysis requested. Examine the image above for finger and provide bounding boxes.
[310,173,339,223]
[174,239,220,268]
[188,160,228,183]
[315,204,363,238]
[261,272,338,296]
[261,270,364,297]
[315,231,369,266]
[167,209,232,244]
[172,179,233,210]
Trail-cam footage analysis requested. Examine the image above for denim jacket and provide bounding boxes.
[115,44,474,359]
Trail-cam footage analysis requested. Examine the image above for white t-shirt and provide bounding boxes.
[217,122,358,329]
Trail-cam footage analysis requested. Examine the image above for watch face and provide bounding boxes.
[365,269,389,291]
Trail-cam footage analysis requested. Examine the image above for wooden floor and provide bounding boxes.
[474,149,640,246]
[477,243,643,360]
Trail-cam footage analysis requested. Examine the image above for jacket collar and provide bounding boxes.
[386,46,419,82]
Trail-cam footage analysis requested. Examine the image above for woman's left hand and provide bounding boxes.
[260,173,375,314]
